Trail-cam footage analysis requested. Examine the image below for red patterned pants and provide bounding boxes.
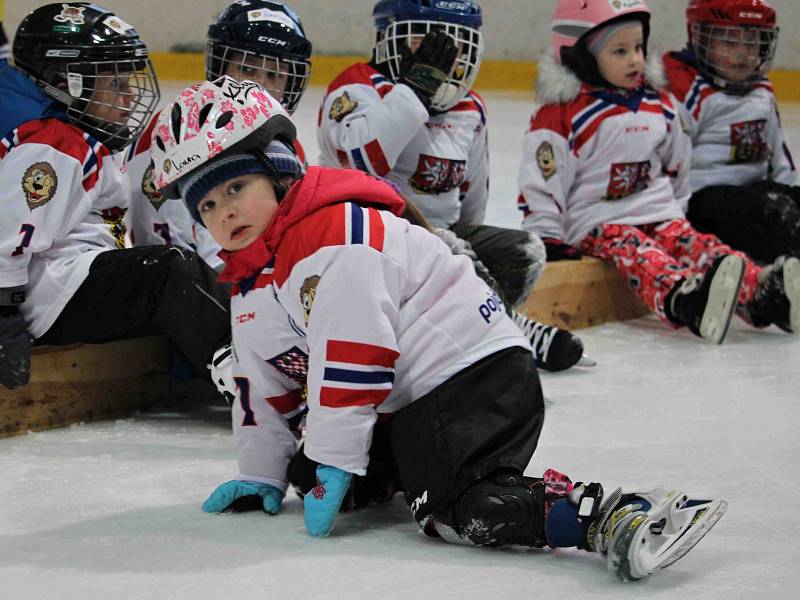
[580,219,762,325]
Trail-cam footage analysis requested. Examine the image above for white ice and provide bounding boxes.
[2,86,799,599]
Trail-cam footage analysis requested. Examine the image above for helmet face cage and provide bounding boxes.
[375,19,484,111]
[690,23,779,94]
[205,41,310,114]
[64,56,160,151]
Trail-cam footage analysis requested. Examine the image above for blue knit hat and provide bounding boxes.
[179,141,303,223]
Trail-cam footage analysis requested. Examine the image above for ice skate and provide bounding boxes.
[580,485,727,582]
[208,344,236,404]
[667,254,744,344]
[743,256,800,333]
[512,312,594,371]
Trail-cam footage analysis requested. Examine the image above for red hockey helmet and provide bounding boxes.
[686,0,779,94]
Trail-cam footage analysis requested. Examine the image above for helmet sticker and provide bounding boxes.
[247,8,297,30]
[104,16,134,35]
[21,163,59,211]
[45,49,81,58]
[53,5,86,25]
[608,0,646,13]
[67,73,83,98]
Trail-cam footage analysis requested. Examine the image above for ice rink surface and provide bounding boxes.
[2,86,799,599]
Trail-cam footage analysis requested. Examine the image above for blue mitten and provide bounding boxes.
[303,465,353,537]
[202,480,284,515]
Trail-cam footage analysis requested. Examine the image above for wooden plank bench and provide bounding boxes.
[1,258,645,438]
[521,257,648,330]
[0,336,216,438]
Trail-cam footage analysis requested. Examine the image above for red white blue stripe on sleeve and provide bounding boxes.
[348,139,391,177]
[344,202,386,251]
[319,340,400,408]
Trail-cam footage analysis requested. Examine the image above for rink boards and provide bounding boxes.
[0,257,644,438]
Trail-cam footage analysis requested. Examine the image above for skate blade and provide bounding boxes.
[577,354,597,367]
[658,498,728,571]
[783,257,800,334]
[700,256,744,344]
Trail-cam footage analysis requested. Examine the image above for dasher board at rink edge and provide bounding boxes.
[0,336,219,438]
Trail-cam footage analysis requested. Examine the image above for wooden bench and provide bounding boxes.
[0,336,216,439]
[521,257,648,330]
[1,258,645,438]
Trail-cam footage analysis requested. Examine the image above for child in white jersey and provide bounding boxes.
[151,76,727,582]
[316,0,590,372]
[663,0,799,264]
[518,0,800,342]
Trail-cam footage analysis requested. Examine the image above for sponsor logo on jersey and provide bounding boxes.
[604,161,651,201]
[142,163,167,210]
[729,119,768,164]
[53,5,86,25]
[236,312,255,324]
[101,207,128,249]
[329,92,358,123]
[21,162,58,210]
[409,154,466,195]
[536,141,557,181]
[267,346,309,384]
[300,274,321,326]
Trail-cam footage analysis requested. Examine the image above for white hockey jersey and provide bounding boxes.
[220,167,528,489]
[0,118,130,337]
[126,113,310,271]
[517,54,689,245]
[317,62,489,229]
[663,51,798,192]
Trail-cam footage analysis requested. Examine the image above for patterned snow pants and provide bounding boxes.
[580,219,762,325]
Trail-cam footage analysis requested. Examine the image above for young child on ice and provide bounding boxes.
[663,0,800,264]
[150,76,726,582]
[517,0,800,343]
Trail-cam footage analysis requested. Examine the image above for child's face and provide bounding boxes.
[595,25,645,90]
[198,173,279,251]
[705,27,760,83]
[224,52,289,102]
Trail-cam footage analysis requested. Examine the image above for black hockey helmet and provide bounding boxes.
[206,0,312,114]
[12,2,160,151]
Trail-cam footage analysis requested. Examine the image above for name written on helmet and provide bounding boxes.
[739,11,764,20]
[163,154,203,175]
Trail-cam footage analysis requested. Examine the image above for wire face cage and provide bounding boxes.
[206,42,311,115]
[64,57,160,151]
[376,19,484,111]
[690,23,779,94]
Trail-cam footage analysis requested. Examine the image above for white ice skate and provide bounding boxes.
[586,487,727,582]
[783,256,800,333]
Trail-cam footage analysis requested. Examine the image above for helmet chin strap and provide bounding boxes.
[252,149,291,201]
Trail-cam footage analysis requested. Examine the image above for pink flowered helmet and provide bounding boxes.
[551,0,652,62]
[151,75,296,199]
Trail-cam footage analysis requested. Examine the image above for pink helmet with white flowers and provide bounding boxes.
[151,75,296,199]
[551,0,652,62]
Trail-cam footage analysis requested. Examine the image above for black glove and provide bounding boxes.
[398,30,458,110]
[0,306,32,390]
[543,238,581,261]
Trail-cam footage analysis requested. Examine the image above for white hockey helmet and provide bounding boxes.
[150,76,296,200]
